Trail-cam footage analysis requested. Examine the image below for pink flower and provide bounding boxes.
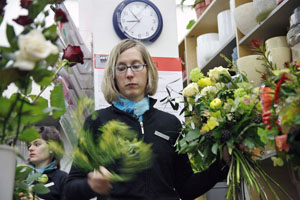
[20,0,33,8]
[275,134,290,152]
[62,45,84,67]
[13,15,33,26]
[54,9,68,23]
[251,39,263,49]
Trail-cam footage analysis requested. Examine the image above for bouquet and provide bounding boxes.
[70,98,153,182]
[171,67,292,200]
[252,39,300,171]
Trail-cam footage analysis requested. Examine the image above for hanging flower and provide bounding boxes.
[62,45,84,66]
[13,15,33,26]
[54,8,68,23]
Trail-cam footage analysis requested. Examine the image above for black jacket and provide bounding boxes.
[65,98,228,200]
[38,168,68,200]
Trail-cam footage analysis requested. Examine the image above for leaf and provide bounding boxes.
[27,173,41,183]
[295,113,300,125]
[242,138,255,150]
[0,68,20,93]
[19,128,40,142]
[185,129,200,142]
[28,0,48,19]
[211,143,219,155]
[6,24,18,50]
[50,83,66,119]
[186,19,196,29]
[42,24,58,42]
[32,184,50,194]
[31,68,54,87]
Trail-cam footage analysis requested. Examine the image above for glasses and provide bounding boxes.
[115,64,147,74]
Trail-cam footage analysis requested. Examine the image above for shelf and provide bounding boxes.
[201,34,236,74]
[186,0,230,37]
[239,0,300,46]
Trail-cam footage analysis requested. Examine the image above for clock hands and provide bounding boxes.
[129,8,140,22]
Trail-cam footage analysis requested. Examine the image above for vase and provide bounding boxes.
[234,2,258,35]
[0,145,17,200]
[253,0,277,22]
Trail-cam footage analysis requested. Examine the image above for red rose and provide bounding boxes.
[54,9,68,23]
[0,0,7,16]
[13,15,33,26]
[62,45,84,67]
[20,0,33,8]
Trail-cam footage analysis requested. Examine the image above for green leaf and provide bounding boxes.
[42,24,58,42]
[295,114,300,125]
[15,77,32,95]
[45,53,59,66]
[27,173,41,183]
[32,184,50,194]
[15,165,34,180]
[28,0,48,19]
[6,24,18,50]
[211,143,218,155]
[185,129,200,142]
[50,83,66,119]
[242,138,255,150]
[186,19,196,29]
[0,68,20,93]
[19,128,40,142]
[31,68,54,87]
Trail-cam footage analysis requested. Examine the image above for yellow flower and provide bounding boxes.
[200,117,219,133]
[210,98,223,109]
[197,77,212,88]
[183,83,199,97]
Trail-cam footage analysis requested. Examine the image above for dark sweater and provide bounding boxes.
[65,98,228,200]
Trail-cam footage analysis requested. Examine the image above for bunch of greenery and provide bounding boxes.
[70,98,153,182]
[165,67,292,200]
[14,164,50,200]
[252,39,300,171]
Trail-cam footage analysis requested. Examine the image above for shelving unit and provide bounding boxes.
[178,1,300,199]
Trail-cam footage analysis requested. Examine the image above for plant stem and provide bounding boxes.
[32,62,66,103]
[13,94,26,146]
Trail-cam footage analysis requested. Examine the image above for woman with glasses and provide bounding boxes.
[65,39,229,200]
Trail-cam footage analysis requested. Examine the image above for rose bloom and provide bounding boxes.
[13,29,58,70]
[183,83,199,97]
[208,66,230,82]
[62,45,84,66]
[54,8,68,23]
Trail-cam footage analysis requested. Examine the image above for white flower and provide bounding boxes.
[183,83,199,97]
[208,66,230,82]
[14,29,58,70]
[200,86,218,97]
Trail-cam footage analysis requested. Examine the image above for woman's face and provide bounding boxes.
[28,139,52,168]
[115,47,148,102]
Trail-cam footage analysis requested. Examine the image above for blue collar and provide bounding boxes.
[113,96,150,122]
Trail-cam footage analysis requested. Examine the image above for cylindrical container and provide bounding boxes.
[253,0,277,22]
[217,9,235,45]
[236,55,266,86]
[268,47,291,69]
[265,36,288,51]
[234,2,258,35]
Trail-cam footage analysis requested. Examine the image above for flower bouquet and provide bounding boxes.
[176,67,292,200]
[252,39,300,172]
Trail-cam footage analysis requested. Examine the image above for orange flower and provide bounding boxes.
[275,134,290,152]
[259,87,274,112]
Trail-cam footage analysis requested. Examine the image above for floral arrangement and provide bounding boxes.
[0,0,84,145]
[69,98,153,182]
[168,67,292,200]
[252,39,300,171]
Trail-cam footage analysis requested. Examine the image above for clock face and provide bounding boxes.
[113,0,163,42]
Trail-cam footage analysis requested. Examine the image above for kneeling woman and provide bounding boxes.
[23,126,68,200]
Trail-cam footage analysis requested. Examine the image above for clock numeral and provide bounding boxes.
[124,11,128,16]
[125,26,128,31]
[153,19,156,24]
[138,34,141,38]
[150,12,154,16]
[151,27,154,31]
[146,32,149,36]
[122,19,125,23]
[131,31,134,36]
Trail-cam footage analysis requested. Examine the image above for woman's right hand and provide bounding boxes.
[19,192,33,200]
[88,166,112,195]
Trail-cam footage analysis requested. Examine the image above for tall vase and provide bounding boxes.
[0,145,17,200]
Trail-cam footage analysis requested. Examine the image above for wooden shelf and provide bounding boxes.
[201,34,236,74]
[239,0,300,46]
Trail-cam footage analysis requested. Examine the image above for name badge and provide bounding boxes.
[44,182,55,187]
[154,131,170,141]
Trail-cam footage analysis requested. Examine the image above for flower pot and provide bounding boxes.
[236,55,265,86]
[234,2,258,35]
[217,9,235,45]
[253,0,277,22]
[265,36,288,51]
[0,145,17,200]
[195,1,207,19]
[267,47,291,69]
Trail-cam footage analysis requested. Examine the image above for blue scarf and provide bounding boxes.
[113,96,150,122]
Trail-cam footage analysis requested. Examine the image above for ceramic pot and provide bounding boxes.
[234,2,258,35]
[217,9,235,45]
[253,0,276,22]
[265,36,288,51]
[268,47,291,69]
[0,145,17,200]
[236,55,265,86]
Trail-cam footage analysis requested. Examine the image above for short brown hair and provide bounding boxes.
[101,39,158,104]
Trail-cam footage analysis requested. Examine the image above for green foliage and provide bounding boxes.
[186,19,196,29]
[50,83,66,119]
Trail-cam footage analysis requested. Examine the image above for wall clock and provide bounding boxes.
[113,0,163,42]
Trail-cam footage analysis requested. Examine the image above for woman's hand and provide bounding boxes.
[19,192,33,200]
[88,166,112,195]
